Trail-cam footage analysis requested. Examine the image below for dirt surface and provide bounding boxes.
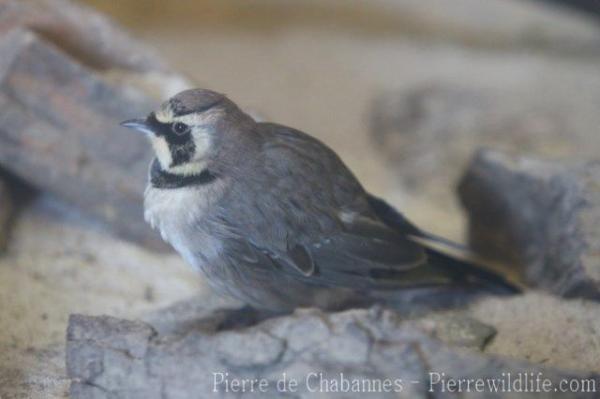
[0,197,201,398]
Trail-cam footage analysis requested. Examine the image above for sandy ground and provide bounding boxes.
[0,196,202,397]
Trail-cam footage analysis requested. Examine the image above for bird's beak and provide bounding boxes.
[120,118,156,135]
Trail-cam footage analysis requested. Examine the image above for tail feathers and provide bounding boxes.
[366,193,524,294]
[409,234,524,295]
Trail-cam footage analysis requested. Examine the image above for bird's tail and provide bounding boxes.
[366,194,524,295]
[366,234,522,313]
[410,233,523,295]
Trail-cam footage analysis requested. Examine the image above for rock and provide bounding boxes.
[413,314,496,351]
[66,304,599,398]
[369,71,600,206]
[142,294,497,352]
[458,149,600,299]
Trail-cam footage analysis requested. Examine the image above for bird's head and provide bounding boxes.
[121,88,255,176]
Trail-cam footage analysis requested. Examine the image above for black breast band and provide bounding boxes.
[149,159,217,189]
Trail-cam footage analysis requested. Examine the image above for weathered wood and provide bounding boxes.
[459,150,600,300]
[369,76,600,203]
[0,0,197,250]
[0,28,168,250]
[66,298,598,399]
[0,0,169,73]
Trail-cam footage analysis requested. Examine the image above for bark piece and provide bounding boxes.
[0,0,196,250]
[0,0,190,99]
[66,300,598,398]
[370,76,600,204]
[0,28,170,250]
[458,149,600,299]
[0,0,168,73]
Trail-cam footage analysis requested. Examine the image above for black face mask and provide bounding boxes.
[145,113,196,168]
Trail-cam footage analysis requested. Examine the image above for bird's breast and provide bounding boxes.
[143,183,224,250]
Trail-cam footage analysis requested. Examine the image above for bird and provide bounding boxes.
[121,88,520,314]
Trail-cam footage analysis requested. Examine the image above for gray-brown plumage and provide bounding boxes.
[121,89,519,313]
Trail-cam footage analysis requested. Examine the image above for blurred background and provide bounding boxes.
[82,0,600,237]
[1,0,600,397]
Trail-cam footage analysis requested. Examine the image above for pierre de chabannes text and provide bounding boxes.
[212,371,597,394]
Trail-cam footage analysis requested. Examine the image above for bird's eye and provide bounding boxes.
[172,122,189,135]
